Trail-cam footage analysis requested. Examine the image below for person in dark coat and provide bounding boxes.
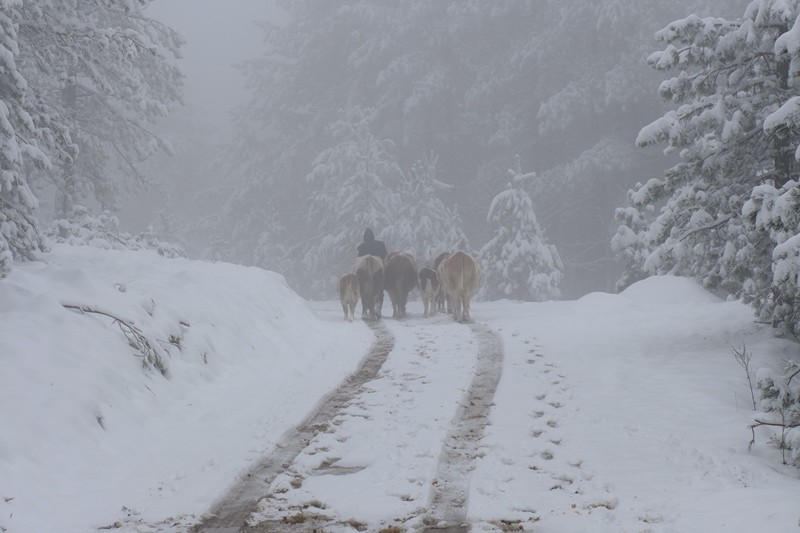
[357,228,387,259]
[356,228,387,316]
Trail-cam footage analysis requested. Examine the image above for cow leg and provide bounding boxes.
[361,292,370,319]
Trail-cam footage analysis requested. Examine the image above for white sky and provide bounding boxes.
[146,0,285,134]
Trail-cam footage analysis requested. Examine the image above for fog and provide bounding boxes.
[113,1,749,300]
[116,0,283,236]
[147,0,284,138]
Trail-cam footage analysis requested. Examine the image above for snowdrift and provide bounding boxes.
[0,244,372,532]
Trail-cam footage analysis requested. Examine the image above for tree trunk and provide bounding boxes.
[774,24,793,188]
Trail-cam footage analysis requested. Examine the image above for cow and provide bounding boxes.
[355,254,385,320]
[384,251,418,319]
[418,266,440,318]
[337,273,359,322]
[438,251,480,323]
[433,251,451,313]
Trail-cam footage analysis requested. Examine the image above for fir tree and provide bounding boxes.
[382,152,468,262]
[16,0,184,217]
[479,157,563,301]
[0,1,183,279]
[302,107,403,295]
[218,0,731,297]
[0,0,50,278]
[614,1,800,309]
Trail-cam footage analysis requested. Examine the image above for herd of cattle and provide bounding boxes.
[337,250,481,324]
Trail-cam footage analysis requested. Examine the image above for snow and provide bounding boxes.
[1,244,799,532]
[763,96,800,136]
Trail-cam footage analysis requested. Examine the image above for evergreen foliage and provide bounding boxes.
[47,205,185,258]
[303,107,404,294]
[479,158,563,301]
[217,0,722,296]
[15,0,184,216]
[614,1,800,338]
[383,152,468,264]
[0,0,183,279]
[0,0,50,276]
[756,360,800,466]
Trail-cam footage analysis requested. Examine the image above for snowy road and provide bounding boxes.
[195,310,505,533]
[5,247,798,533]
[194,320,395,533]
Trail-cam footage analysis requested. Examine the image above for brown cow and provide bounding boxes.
[438,251,480,323]
[355,254,384,320]
[337,273,359,322]
[433,251,451,313]
[384,252,418,319]
[418,266,440,317]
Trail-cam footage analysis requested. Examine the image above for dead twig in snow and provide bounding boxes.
[61,302,169,376]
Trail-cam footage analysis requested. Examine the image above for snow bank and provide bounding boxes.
[0,244,372,532]
[619,274,722,305]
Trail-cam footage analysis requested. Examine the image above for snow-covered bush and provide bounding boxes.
[47,206,185,258]
[756,361,800,466]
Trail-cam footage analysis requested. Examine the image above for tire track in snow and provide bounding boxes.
[422,322,504,532]
[192,320,394,533]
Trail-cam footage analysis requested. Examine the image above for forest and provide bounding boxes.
[3,0,800,334]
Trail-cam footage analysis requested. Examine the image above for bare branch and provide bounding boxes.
[62,302,169,376]
[732,344,757,410]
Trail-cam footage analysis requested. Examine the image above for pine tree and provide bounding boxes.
[218,0,732,298]
[741,12,800,337]
[382,152,468,262]
[740,179,800,335]
[479,157,563,301]
[302,107,403,295]
[0,1,183,278]
[614,1,800,307]
[16,0,183,217]
[0,0,50,278]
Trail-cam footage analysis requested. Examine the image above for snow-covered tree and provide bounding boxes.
[382,152,468,262]
[614,1,800,305]
[0,1,183,279]
[462,0,734,296]
[740,179,800,336]
[0,0,50,278]
[301,107,403,295]
[218,0,739,298]
[479,158,563,301]
[214,1,471,281]
[16,0,183,217]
